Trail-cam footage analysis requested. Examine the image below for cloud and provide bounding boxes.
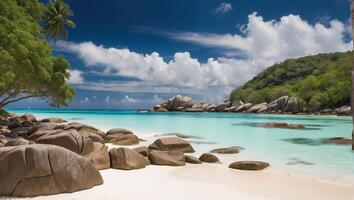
[215,3,232,14]
[121,95,138,103]
[68,69,84,84]
[57,13,351,102]
[170,12,352,60]
[80,97,90,103]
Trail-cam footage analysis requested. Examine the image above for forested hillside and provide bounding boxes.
[230,51,352,111]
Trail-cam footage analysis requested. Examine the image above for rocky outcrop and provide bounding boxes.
[0,144,103,197]
[104,128,139,145]
[149,137,195,153]
[210,146,240,154]
[199,153,219,163]
[148,150,185,166]
[336,106,351,115]
[151,95,348,115]
[228,161,269,171]
[109,148,146,170]
[267,96,289,111]
[247,102,267,113]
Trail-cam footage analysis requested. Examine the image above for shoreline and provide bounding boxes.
[1,112,353,199]
[2,134,353,200]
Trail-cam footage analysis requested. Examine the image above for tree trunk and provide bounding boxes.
[351,0,354,150]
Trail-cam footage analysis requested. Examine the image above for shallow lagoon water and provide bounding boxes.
[8,109,354,185]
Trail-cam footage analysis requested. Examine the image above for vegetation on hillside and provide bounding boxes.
[230,51,352,111]
[0,0,75,109]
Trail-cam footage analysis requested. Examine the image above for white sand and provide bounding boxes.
[1,133,353,200]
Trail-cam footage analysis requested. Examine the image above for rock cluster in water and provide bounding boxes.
[152,95,352,116]
[0,113,271,197]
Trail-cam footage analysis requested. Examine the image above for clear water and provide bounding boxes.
[7,109,354,185]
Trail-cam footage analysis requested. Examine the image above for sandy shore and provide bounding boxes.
[1,134,352,200]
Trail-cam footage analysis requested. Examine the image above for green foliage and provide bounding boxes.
[230,52,352,110]
[0,0,74,108]
[0,110,9,117]
[44,0,76,41]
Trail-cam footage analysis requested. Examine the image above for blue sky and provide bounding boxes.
[11,0,352,109]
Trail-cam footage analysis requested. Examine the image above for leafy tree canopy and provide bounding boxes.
[0,0,74,109]
[230,52,352,111]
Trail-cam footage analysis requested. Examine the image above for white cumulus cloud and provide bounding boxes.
[57,13,351,102]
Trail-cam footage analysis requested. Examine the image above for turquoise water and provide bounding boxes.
[8,109,354,185]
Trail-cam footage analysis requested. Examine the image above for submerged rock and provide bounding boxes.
[0,144,103,197]
[229,161,269,171]
[255,123,305,129]
[210,146,240,154]
[322,137,352,145]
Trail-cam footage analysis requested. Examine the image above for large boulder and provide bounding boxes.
[199,153,219,163]
[64,123,105,143]
[109,147,146,170]
[336,106,351,116]
[284,97,301,113]
[214,103,227,112]
[89,142,110,170]
[166,95,193,111]
[148,150,185,166]
[30,129,93,157]
[267,96,289,111]
[210,146,240,154]
[247,102,267,113]
[106,128,133,135]
[0,144,103,197]
[149,137,195,153]
[229,161,269,171]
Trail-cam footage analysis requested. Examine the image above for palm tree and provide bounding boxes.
[351,0,354,150]
[44,0,75,42]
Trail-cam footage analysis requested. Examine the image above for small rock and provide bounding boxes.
[229,161,269,171]
[199,153,219,163]
[185,155,202,164]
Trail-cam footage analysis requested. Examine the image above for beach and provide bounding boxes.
[4,134,353,200]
